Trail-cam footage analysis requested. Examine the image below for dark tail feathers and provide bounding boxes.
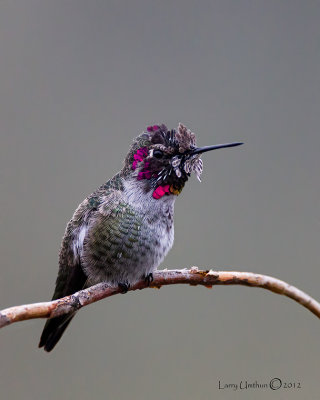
[39,259,87,351]
[38,313,76,352]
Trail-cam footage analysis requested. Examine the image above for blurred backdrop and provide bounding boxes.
[1,1,319,399]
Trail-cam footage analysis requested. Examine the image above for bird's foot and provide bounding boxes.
[144,273,154,286]
[118,282,130,294]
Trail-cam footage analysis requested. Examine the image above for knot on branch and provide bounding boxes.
[0,268,319,330]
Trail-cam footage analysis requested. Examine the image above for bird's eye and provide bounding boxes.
[153,149,164,159]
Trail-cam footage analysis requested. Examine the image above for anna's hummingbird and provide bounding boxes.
[39,123,242,351]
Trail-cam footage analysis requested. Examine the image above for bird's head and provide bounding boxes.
[123,123,242,199]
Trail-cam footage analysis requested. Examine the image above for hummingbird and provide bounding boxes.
[39,123,242,351]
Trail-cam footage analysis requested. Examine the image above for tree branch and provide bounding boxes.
[1,268,319,329]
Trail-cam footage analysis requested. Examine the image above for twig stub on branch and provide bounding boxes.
[0,268,319,329]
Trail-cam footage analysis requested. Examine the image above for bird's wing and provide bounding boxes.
[39,176,129,351]
[39,199,92,351]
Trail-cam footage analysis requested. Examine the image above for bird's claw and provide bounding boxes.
[144,273,154,286]
[118,282,130,293]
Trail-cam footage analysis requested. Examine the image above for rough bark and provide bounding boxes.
[1,268,319,329]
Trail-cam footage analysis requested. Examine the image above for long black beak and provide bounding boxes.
[189,142,243,155]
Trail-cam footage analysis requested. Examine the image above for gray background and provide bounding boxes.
[0,1,319,399]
